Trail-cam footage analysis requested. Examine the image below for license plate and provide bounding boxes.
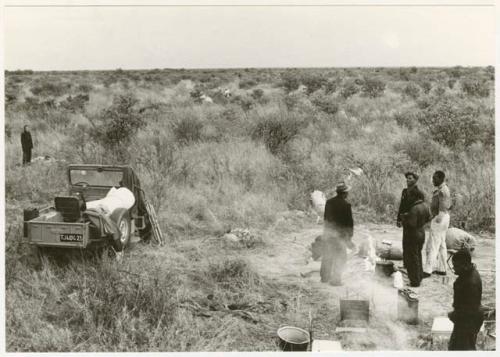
[59,233,83,242]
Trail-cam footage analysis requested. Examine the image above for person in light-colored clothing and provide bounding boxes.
[423,170,451,277]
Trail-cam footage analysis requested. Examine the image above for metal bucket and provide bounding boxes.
[398,289,419,325]
[277,326,310,351]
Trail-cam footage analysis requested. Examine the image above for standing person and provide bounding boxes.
[320,182,354,286]
[396,172,423,228]
[448,249,483,350]
[400,189,431,287]
[423,170,451,277]
[21,125,33,165]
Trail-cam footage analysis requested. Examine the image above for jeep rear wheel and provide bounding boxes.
[112,213,131,252]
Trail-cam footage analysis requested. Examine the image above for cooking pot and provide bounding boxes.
[277,326,310,351]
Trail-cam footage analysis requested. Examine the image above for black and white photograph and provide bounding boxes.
[2,0,496,352]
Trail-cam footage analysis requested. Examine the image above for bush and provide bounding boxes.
[402,83,421,100]
[301,74,325,95]
[251,112,306,156]
[250,88,264,100]
[419,81,432,94]
[239,78,257,89]
[418,99,492,148]
[324,79,338,94]
[91,94,145,156]
[173,115,204,145]
[340,81,359,99]
[393,109,424,129]
[59,94,89,113]
[280,71,301,93]
[30,81,71,97]
[361,77,386,98]
[394,132,451,168]
[311,94,339,115]
[461,79,490,98]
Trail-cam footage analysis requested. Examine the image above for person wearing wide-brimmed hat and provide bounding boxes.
[320,182,355,286]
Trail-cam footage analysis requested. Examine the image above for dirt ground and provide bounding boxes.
[245,221,496,351]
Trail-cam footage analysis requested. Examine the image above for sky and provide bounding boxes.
[3,1,496,70]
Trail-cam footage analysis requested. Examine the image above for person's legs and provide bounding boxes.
[22,150,27,165]
[26,148,32,164]
[404,235,420,286]
[320,240,334,283]
[416,237,424,283]
[330,239,346,285]
[424,220,439,274]
[449,322,479,350]
[436,213,450,273]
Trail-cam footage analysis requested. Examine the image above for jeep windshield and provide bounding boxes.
[70,169,124,187]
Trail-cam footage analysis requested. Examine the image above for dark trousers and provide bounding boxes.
[320,238,347,284]
[449,318,483,350]
[402,230,424,286]
[22,149,32,165]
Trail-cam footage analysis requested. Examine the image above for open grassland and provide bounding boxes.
[4,67,495,351]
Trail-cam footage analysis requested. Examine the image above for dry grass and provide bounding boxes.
[4,67,494,351]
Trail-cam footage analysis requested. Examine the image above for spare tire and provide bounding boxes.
[111,210,131,252]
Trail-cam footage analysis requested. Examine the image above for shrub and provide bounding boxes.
[251,112,306,156]
[340,81,359,99]
[419,81,432,94]
[59,94,89,113]
[301,74,325,95]
[461,79,490,98]
[250,88,264,101]
[30,81,71,97]
[91,94,145,156]
[280,71,301,93]
[361,77,386,98]
[173,115,204,145]
[231,95,254,111]
[311,94,339,115]
[402,83,420,100]
[399,68,411,81]
[447,79,456,89]
[394,132,451,168]
[324,79,338,94]
[418,99,492,148]
[393,109,424,129]
[238,78,257,89]
[434,86,446,97]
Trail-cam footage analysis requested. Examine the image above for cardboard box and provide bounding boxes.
[311,340,342,351]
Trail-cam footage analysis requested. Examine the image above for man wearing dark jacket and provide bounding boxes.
[21,125,33,165]
[397,172,423,227]
[400,189,431,287]
[448,249,484,350]
[320,182,354,286]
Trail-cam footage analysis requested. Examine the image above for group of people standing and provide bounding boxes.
[397,170,450,287]
[319,171,484,351]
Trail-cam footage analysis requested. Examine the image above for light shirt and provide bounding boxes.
[431,182,451,217]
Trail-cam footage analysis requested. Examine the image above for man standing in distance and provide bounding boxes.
[400,189,431,287]
[320,182,354,286]
[423,170,451,277]
[397,172,423,228]
[21,125,33,165]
